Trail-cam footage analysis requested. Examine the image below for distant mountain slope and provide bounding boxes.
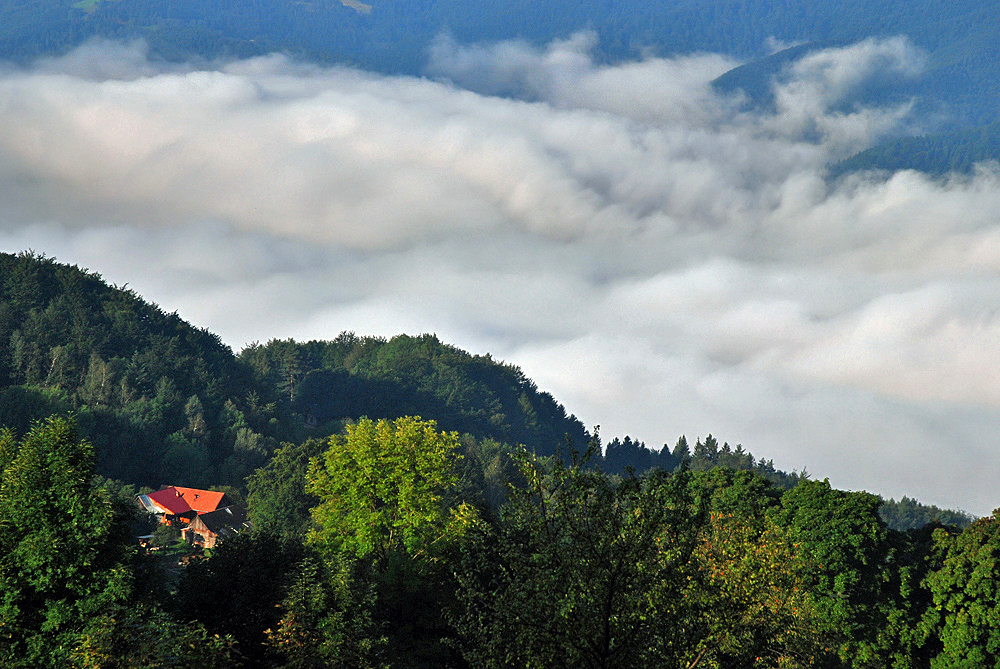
[240,333,591,456]
[5,0,1000,171]
[830,122,1000,177]
[0,251,264,485]
[0,0,985,63]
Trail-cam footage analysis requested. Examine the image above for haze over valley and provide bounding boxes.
[1,31,997,514]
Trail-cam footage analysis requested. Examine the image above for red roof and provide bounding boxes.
[173,487,228,514]
[146,487,229,516]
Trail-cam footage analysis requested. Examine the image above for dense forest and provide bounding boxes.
[0,251,988,666]
[829,121,1000,177]
[1,413,994,668]
[0,252,587,488]
[3,0,1000,173]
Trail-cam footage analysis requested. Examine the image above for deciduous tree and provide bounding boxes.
[453,447,703,669]
[924,510,1000,667]
[0,417,134,667]
[306,416,467,562]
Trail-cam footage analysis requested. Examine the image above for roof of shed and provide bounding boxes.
[193,505,249,536]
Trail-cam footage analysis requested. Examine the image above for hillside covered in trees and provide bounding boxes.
[0,252,591,487]
[0,251,987,668]
[0,412,994,668]
[3,0,998,661]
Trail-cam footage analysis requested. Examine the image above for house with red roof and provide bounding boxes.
[136,486,235,526]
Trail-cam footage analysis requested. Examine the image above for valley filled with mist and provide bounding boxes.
[3,1,1000,666]
[1,32,998,513]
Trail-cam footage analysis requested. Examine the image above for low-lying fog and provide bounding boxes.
[2,35,998,514]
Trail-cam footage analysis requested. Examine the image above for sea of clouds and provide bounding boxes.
[2,35,998,514]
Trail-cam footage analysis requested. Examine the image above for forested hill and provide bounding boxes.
[5,0,998,72]
[0,251,590,488]
[240,334,590,455]
[829,121,1000,178]
[0,251,973,531]
[0,251,260,485]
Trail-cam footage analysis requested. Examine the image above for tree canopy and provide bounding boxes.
[307,416,469,561]
[0,417,134,667]
[0,251,991,667]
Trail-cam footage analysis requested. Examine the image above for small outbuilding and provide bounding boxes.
[183,505,250,548]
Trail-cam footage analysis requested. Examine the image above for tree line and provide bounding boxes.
[0,414,994,667]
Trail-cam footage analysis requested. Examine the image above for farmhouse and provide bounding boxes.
[136,486,235,525]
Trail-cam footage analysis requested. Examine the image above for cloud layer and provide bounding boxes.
[2,36,998,514]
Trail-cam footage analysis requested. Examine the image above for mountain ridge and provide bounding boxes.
[0,250,590,486]
[3,0,997,172]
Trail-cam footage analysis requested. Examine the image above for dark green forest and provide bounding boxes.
[0,251,988,667]
[3,0,1000,173]
[0,251,587,488]
[1,414,995,668]
[829,121,1000,178]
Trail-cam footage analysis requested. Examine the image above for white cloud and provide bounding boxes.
[0,36,997,514]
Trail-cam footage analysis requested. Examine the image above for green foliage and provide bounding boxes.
[0,251,267,488]
[681,469,820,666]
[924,511,1000,667]
[453,458,827,668]
[0,384,72,435]
[0,416,135,667]
[453,447,704,668]
[243,333,590,457]
[151,521,180,548]
[692,511,821,666]
[247,437,327,540]
[883,522,952,668]
[457,434,519,512]
[0,411,995,668]
[265,554,385,669]
[772,479,897,667]
[304,416,479,667]
[307,416,468,561]
[0,252,591,502]
[71,603,236,669]
[173,531,307,665]
[601,434,677,474]
[2,252,996,667]
[687,434,810,490]
[880,496,975,532]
